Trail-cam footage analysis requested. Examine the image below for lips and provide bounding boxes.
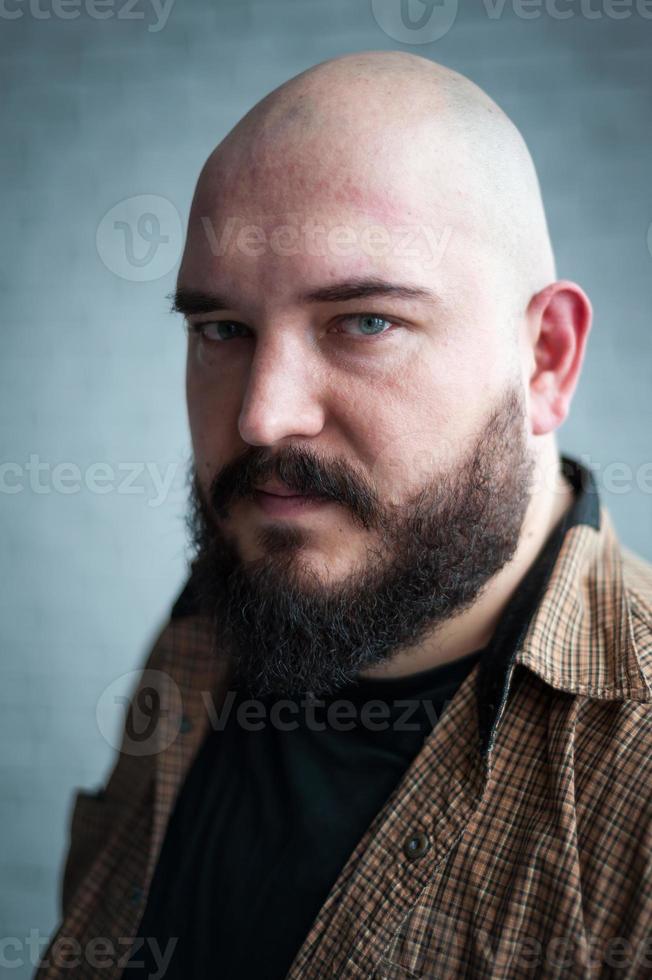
[252,487,327,518]
[254,482,310,498]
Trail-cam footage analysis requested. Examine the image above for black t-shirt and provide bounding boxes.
[122,648,485,980]
[123,459,592,980]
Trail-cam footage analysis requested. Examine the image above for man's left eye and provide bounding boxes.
[337,314,394,338]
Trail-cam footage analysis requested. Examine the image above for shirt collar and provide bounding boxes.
[476,454,652,759]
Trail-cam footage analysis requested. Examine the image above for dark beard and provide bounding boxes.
[186,384,535,698]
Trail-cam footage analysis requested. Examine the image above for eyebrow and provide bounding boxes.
[300,278,437,305]
[170,278,437,317]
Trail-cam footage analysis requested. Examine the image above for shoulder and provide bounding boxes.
[620,543,652,686]
[621,544,652,623]
[572,536,652,811]
[568,539,652,854]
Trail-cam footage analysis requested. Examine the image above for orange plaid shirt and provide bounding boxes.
[35,457,652,979]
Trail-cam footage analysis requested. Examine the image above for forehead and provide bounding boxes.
[182,208,451,294]
[179,170,479,309]
[190,119,473,228]
[177,119,501,316]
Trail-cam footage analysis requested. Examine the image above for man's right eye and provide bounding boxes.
[188,321,250,342]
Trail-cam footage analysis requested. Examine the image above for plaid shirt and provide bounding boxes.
[35,458,652,979]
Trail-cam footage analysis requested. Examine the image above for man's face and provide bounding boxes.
[177,148,536,695]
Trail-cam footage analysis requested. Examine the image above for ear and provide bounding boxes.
[525,280,592,437]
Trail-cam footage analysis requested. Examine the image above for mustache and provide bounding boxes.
[203,444,382,530]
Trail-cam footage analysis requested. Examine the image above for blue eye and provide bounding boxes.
[188,313,397,344]
[340,314,393,338]
[190,321,249,342]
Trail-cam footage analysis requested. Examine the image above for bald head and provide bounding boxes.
[186,51,556,315]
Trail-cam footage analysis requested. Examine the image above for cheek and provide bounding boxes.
[185,358,238,474]
[358,377,451,502]
[370,422,455,504]
[363,361,494,502]
[185,358,205,452]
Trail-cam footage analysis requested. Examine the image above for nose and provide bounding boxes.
[237,334,326,446]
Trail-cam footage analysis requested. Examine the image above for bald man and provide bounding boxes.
[38,52,652,980]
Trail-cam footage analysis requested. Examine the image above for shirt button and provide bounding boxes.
[402,831,431,861]
[129,885,144,906]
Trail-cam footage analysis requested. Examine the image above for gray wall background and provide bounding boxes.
[1,0,651,974]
